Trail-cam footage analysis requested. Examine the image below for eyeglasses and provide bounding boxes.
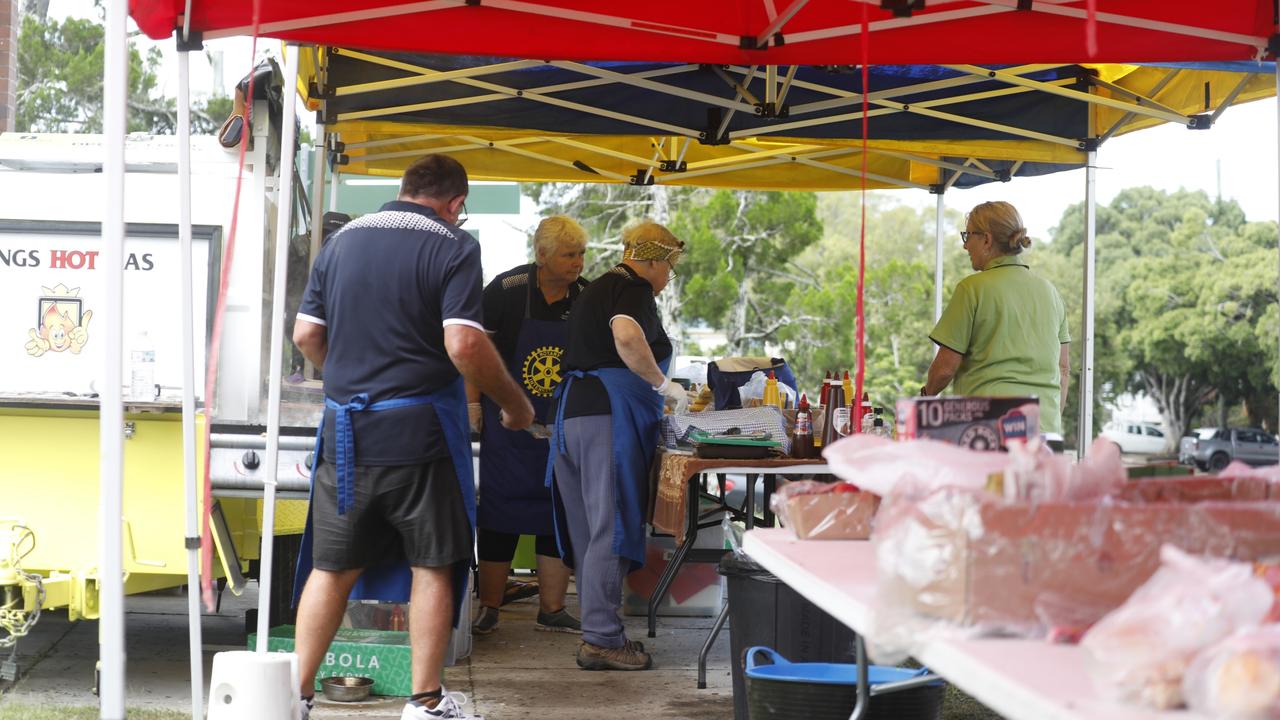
[960,230,986,246]
[456,201,469,227]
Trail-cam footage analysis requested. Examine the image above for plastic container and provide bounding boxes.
[744,646,944,720]
[129,331,156,401]
[719,552,858,720]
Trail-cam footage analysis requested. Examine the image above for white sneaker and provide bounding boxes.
[400,688,483,719]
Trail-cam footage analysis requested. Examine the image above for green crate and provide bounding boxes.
[248,625,412,697]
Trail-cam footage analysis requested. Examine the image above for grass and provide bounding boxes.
[0,704,189,720]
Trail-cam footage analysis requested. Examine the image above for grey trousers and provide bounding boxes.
[554,416,633,649]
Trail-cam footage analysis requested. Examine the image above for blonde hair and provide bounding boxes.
[533,215,588,264]
[967,201,1032,255]
[621,220,684,265]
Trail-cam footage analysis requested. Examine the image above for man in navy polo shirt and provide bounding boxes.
[292,154,533,720]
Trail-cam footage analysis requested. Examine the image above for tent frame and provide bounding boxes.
[313,53,1261,191]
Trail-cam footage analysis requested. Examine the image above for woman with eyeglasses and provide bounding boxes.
[545,219,687,671]
[467,215,589,637]
[923,201,1072,450]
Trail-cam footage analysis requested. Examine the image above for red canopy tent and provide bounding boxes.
[129,0,1276,65]
[94,2,1279,720]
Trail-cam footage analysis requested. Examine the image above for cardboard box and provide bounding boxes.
[896,396,1039,451]
[784,491,880,540]
[886,476,1280,630]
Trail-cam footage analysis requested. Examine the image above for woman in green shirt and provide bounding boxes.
[923,201,1071,449]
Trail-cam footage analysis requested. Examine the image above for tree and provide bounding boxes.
[17,11,233,135]
[674,190,821,355]
[778,193,965,410]
[1047,188,1278,449]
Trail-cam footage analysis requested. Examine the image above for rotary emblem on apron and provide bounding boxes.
[522,345,564,398]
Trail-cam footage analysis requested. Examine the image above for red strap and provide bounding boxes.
[853,5,869,431]
[1085,0,1098,57]
[201,1,263,612]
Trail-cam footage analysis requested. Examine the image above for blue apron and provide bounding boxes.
[545,356,671,572]
[293,376,475,625]
[478,280,568,536]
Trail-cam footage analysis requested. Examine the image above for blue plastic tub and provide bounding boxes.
[744,647,944,720]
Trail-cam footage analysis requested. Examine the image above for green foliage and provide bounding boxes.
[17,12,234,135]
[779,193,963,410]
[1044,187,1278,442]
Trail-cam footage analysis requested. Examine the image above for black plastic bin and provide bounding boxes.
[719,552,858,720]
[744,646,944,720]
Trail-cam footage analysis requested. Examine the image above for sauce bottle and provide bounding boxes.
[792,393,815,459]
[821,384,846,448]
[762,370,781,408]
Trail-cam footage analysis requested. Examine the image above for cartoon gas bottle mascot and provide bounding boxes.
[27,302,92,357]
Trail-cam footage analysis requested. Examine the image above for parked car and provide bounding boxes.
[1178,427,1280,471]
[1101,421,1169,455]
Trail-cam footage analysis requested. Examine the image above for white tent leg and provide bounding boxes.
[176,48,204,720]
[310,134,326,254]
[99,0,127,716]
[256,44,301,651]
[1079,149,1097,458]
[305,134,327,381]
[934,192,945,322]
[329,168,340,211]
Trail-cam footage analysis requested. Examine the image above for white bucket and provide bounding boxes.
[208,650,300,720]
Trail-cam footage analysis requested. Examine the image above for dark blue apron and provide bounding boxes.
[545,356,670,572]
[293,376,474,625]
[478,279,568,536]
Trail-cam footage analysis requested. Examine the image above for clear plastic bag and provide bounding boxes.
[769,480,880,540]
[1185,625,1280,719]
[1081,545,1275,710]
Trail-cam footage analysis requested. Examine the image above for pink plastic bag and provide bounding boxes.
[1184,625,1280,719]
[1081,545,1275,709]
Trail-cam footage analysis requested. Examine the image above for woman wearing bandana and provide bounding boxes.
[546,220,688,671]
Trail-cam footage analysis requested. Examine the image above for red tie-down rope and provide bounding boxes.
[853,3,869,431]
[201,1,263,612]
[1085,0,1098,57]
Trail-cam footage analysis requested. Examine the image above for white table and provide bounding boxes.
[742,527,1210,720]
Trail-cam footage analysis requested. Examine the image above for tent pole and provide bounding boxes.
[1079,149,1097,459]
[310,134,326,255]
[99,0,128,716]
[935,191,945,322]
[305,132,327,381]
[176,47,204,720]
[329,167,340,211]
[257,44,301,651]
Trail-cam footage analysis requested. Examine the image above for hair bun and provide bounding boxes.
[1013,228,1031,248]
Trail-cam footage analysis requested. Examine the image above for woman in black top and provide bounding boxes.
[467,216,589,636]
[547,220,687,671]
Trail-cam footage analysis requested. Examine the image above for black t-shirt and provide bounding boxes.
[482,263,589,361]
[298,201,483,465]
[562,264,672,418]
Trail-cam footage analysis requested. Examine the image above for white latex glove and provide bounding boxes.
[654,378,689,415]
[468,402,483,434]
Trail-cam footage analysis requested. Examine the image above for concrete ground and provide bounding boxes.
[0,581,734,719]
